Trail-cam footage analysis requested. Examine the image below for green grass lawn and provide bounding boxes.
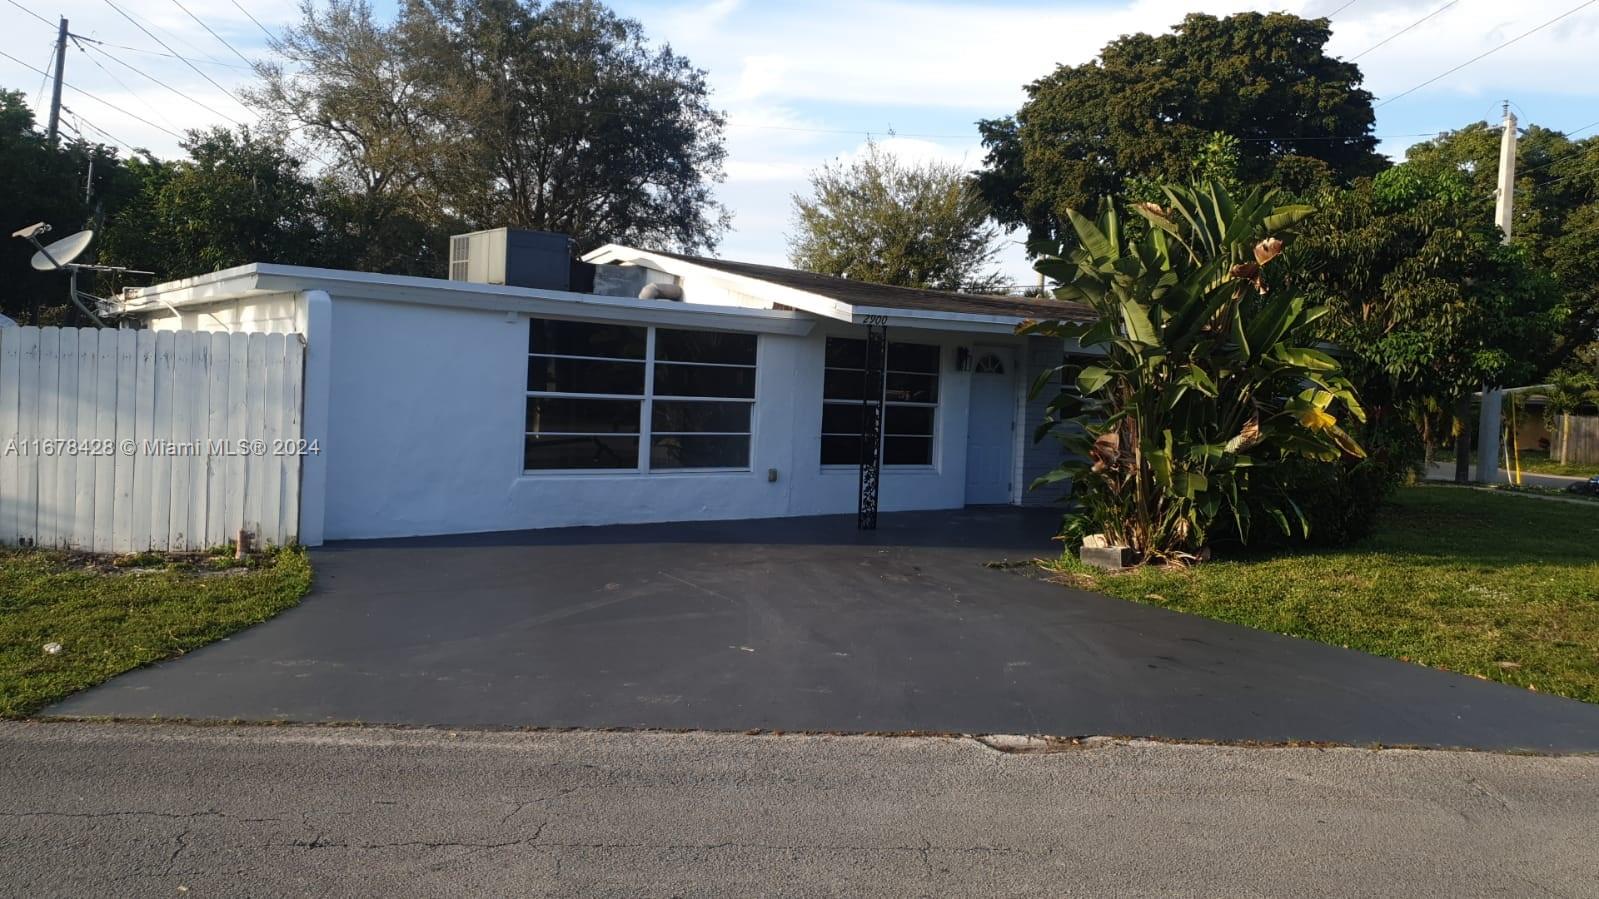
[0,547,312,718]
[1048,486,1599,703]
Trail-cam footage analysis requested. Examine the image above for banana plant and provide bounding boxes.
[1022,182,1366,564]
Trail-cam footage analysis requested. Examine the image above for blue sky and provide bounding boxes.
[5,0,1598,283]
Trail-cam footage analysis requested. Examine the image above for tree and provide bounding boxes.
[1025,183,1366,563]
[787,141,1008,292]
[1403,123,1599,359]
[977,12,1384,252]
[99,127,322,281]
[256,0,729,258]
[1292,165,1564,479]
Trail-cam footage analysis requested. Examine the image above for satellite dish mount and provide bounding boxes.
[10,222,153,328]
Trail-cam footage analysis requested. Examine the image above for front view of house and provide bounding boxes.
[116,230,1094,544]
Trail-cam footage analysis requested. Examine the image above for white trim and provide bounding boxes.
[297,290,332,546]
[120,263,815,338]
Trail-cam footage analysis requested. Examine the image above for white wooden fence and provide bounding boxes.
[0,326,304,552]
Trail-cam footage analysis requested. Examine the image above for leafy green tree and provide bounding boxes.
[787,140,1008,292]
[978,12,1383,252]
[1402,123,1599,359]
[1025,183,1366,563]
[1293,165,1564,478]
[99,127,322,281]
[258,0,729,257]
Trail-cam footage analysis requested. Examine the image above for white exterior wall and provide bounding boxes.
[144,291,306,335]
[312,297,1007,540]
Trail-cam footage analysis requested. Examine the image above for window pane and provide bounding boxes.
[824,337,866,369]
[650,435,750,469]
[529,319,646,359]
[886,372,938,404]
[885,405,934,436]
[823,368,867,401]
[524,435,639,470]
[821,435,862,465]
[884,436,933,466]
[888,342,940,373]
[527,357,644,395]
[526,397,640,434]
[821,402,863,435]
[654,363,756,398]
[652,400,751,433]
[655,329,757,365]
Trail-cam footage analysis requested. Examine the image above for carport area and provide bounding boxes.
[49,508,1599,751]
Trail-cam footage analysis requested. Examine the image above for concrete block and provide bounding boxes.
[1080,544,1135,570]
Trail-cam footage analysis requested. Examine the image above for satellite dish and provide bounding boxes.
[31,229,94,271]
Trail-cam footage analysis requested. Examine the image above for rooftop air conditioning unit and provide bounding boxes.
[447,228,573,291]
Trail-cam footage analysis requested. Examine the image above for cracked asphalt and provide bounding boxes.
[3,722,1598,897]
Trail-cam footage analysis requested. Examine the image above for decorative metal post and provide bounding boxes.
[858,317,887,529]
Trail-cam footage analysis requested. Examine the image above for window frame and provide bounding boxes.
[524,320,759,475]
[819,336,942,471]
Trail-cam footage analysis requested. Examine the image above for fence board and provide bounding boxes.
[1558,414,1599,466]
[36,328,59,547]
[150,331,175,551]
[281,336,304,548]
[53,328,77,550]
[130,330,156,552]
[0,326,304,552]
[168,331,191,550]
[14,328,40,545]
[91,329,117,554]
[71,331,97,550]
[0,327,19,545]
[205,332,230,548]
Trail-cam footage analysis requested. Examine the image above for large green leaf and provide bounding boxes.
[1120,299,1159,345]
[1065,207,1117,262]
[1077,365,1112,394]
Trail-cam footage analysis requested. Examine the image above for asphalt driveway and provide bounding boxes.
[48,508,1599,751]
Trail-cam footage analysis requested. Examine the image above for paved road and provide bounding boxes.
[2,722,1596,897]
[49,508,1599,751]
[1426,461,1591,489]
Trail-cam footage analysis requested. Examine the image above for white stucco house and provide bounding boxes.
[115,231,1095,545]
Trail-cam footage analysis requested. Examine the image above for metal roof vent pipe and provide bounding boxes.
[640,282,684,301]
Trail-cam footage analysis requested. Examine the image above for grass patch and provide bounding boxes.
[0,546,312,718]
[1045,486,1599,703]
[1488,449,1599,479]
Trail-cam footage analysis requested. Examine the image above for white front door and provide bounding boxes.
[964,347,1017,505]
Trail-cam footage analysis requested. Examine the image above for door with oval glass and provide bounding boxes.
[964,347,1016,505]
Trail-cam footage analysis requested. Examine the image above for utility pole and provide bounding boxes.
[45,17,67,148]
[1471,103,1516,484]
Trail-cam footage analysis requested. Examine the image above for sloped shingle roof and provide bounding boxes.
[651,251,1097,324]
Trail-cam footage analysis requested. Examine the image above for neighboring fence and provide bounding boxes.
[1555,414,1599,466]
[0,326,304,552]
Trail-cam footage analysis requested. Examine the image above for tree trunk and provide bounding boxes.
[1454,393,1472,484]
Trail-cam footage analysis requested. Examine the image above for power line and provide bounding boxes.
[100,0,249,111]
[61,103,140,152]
[231,0,279,46]
[69,36,186,134]
[0,46,184,139]
[3,0,52,28]
[169,0,258,69]
[79,38,243,125]
[33,41,54,107]
[1376,0,1599,108]
[1325,1,1359,17]
[1349,1,1458,60]
[89,36,255,71]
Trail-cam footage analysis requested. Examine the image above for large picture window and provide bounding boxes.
[820,337,940,467]
[526,319,756,472]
